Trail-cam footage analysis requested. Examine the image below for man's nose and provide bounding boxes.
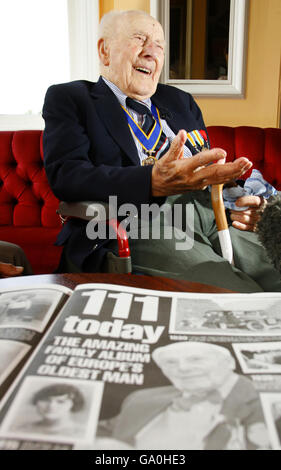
[46,400,56,410]
[141,40,160,60]
[177,359,191,371]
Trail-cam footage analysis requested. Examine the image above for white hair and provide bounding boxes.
[98,10,155,40]
[152,341,235,370]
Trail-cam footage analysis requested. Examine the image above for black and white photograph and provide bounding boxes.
[260,393,281,449]
[0,288,64,332]
[97,341,270,450]
[0,0,280,455]
[169,295,281,336]
[233,342,281,374]
[0,340,30,388]
[0,376,104,444]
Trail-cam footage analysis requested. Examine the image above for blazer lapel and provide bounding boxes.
[90,78,140,165]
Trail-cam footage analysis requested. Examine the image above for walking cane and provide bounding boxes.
[211,183,234,265]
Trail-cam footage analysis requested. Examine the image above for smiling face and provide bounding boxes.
[153,342,235,395]
[158,350,232,393]
[98,12,165,100]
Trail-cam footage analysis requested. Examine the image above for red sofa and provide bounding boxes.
[0,127,280,274]
[208,126,281,189]
[0,131,62,274]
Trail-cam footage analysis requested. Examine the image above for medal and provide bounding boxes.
[199,129,210,151]
[186,130,210,153]
[142,155,157,166]
[141,149,157,166]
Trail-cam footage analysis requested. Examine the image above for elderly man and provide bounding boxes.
[43,10,281,292]
[97,341,269,450]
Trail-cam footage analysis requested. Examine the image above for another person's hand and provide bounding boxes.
[0,262,24,278]
[151,130,253,197]
[230,196,266,232]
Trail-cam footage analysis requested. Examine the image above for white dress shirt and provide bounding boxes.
[102,76,192,164]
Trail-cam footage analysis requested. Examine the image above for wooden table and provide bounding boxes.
[0,272,232,293]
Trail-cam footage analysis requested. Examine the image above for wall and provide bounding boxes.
[99,0,150,17]
[100,0,281,128]
[197,0,281,127]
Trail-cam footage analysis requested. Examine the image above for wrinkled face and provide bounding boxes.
[158,351,231,393]
[99,13,165,100]
[36,394,73,422]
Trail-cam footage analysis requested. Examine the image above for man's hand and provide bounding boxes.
[151,130,253,197]
[230,196,266,232]
[0,262,24,278]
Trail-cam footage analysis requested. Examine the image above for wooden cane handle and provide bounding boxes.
[211,184,228,231]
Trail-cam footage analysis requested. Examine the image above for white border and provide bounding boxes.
[158,0,249,97]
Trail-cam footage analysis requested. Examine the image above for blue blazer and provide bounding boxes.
[43,77,208,270]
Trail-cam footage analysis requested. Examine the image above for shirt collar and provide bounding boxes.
[101,76,152,111]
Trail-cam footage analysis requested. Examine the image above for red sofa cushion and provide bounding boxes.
[0,226,62,275]
[0,130,61,274]
[0,131,60,227]
[207,126,281,190]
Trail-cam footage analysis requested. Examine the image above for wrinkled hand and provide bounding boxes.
[0,262,24,278]
[230,196,266,232]
[151,130,253,197]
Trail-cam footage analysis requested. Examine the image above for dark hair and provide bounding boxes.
[32,383,85,412]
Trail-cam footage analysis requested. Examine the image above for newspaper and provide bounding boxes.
[0,284,71,403]
[0,282,281,451]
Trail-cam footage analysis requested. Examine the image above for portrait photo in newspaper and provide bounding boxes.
[97,341,270,450]
[0,288,65,333]
[1,376,103,445]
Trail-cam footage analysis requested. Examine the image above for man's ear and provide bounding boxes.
[98,38,110,66]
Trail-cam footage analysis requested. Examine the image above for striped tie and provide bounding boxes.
[126,97,170,163]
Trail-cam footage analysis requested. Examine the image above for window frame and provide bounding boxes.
[151,0,249,97]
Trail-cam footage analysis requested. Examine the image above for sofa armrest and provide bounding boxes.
[57,201,131,274]
[58,201,110,222]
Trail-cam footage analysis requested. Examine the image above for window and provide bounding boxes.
[156,0,249,96]
[169,0,230,80]
[0,0,99,130]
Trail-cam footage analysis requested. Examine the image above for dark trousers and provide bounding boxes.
[0,241,33,275]
[62,191,281,293]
